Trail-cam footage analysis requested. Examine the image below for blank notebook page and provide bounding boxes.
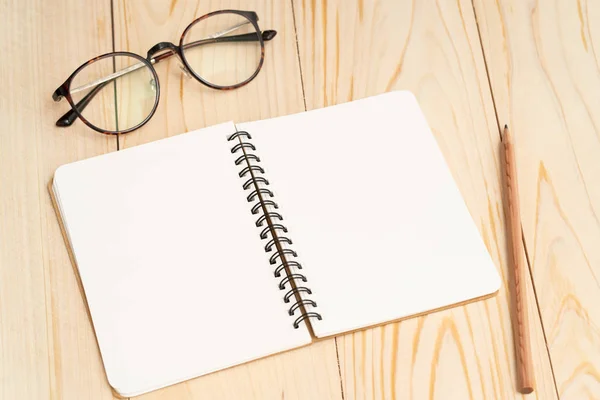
[52,122,311,397]
[238,91,501,338]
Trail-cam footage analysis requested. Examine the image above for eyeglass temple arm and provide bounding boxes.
[54,30,276,127]
[55,81,109,127]
[150,30,276,64]
[183,29,277,49]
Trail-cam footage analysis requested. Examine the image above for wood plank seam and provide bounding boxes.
[469,0,501,135]
[109,0,120,152]
[520,227,560,399]
[334,337,346,400]
[290,2,345,399]
[109,0,126,398]
[291,0,308,112]
[470,1,560,397]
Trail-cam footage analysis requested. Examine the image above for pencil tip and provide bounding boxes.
[504,124,508,129]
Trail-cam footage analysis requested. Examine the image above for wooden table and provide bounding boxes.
[1,0,598,399]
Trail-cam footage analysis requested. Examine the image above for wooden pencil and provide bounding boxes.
[501,124,534,394]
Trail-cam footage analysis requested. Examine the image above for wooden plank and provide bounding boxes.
[473,0,600,398]
[112,1,343,399]
[293,0,558,398]
[0,0,120,399]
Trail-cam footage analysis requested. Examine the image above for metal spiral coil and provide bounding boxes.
[274,260,302,278]
[293,312,323,329]
[243,177,269,190]
[278,274,307,290]
[283,287,312,303]
[252,200,277,215]
[256,212,283,227]
[228,130,322,330]
[235,153,260,165]
[269,249,297,265]
[288,299,317,316]
[264,237,292,252]
[247,188,274,202]
[239,165,264,178]
[260,224,287,239]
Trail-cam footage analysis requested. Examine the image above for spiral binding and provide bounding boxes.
[228,131,322,330]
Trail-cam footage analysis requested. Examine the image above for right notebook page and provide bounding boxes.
[237,91,501,338]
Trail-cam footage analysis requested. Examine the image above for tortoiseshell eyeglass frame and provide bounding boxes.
[52,10,277,135]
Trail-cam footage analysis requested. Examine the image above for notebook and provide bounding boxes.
[50,91,501,397]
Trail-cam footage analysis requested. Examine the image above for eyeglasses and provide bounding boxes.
[52,10,276,135]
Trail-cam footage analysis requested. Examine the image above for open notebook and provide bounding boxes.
[51,91,500,397]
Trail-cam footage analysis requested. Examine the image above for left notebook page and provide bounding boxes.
[51,123,312,397]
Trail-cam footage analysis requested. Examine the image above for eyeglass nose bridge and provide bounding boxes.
[147,42,181,62]
[147,41,193,78]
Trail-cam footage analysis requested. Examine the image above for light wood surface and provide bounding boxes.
[0,0,119,399]
[0,0,597,399]
[293,0,557,399]
[474,0,600,398]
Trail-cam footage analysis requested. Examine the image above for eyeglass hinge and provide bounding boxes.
[52,86,67,102]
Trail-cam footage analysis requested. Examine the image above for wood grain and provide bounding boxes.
[111,1,342,399]
[293,0,557,398]
[0,0,120,398]
[473,0,600,398]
